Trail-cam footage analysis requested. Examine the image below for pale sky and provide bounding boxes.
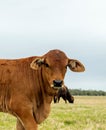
[0,0,106,91]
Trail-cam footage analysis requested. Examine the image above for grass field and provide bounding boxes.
[0,96,106,130]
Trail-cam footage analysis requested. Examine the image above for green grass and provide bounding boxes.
[0,96,106,130]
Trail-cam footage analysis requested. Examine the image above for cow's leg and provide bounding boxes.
[11,97,38,130]
[15,108,38,130]
[53,96,57,103]
[58,97,60,103]
[16,119,25,130]
[65,99,67,103]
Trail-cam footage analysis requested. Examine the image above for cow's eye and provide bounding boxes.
[45,63,49,68]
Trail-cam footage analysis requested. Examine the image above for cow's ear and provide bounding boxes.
[30,58,44,70]
[68,59,85,72]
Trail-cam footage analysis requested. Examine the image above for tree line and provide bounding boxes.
[69,89,106,96]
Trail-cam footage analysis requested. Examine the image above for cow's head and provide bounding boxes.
[30,49,85,90]
[68,95,74,103]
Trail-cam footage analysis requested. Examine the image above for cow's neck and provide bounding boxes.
[33,68,57,124]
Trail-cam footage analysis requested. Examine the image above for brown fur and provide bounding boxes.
[0,49,85,130]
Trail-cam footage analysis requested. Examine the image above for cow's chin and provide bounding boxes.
[51,84,64,89]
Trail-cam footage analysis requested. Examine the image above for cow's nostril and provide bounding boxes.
[53,80,63,87]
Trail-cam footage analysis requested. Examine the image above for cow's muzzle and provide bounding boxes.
[53,80,63,88]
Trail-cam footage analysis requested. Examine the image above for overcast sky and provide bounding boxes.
[0,0,106,91]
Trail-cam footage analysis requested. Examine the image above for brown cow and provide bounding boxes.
[54,86,74,103]
[0,49,85,130]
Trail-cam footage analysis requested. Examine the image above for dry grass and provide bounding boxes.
[0,96,106,130]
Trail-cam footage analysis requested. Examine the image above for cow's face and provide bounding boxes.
[30,49,85,89]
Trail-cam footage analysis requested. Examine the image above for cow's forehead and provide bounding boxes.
[44,49,68,60]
